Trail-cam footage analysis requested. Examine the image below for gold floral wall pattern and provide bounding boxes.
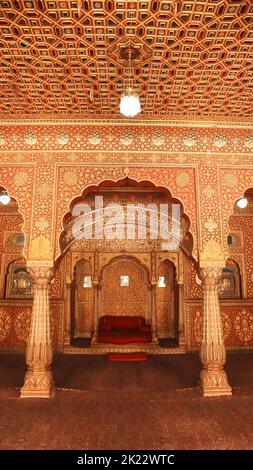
[0,165,34,259]
[1,122,253,352]
[220,167,253,250]
[101,258,149,319]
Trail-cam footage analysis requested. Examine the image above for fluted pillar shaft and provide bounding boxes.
[21,267,54,398]
[199,267,232,397]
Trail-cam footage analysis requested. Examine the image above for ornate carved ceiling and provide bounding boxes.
[0,1,253,121]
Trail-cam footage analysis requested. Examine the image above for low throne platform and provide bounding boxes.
[97,315,152,345]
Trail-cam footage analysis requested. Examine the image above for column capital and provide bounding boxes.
[200,266,223,285]
[28,266,54,286]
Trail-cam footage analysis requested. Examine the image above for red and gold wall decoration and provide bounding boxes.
[0,121,253,352]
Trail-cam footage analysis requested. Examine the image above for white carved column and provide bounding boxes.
[199,266,232,397]
[21,267,54,398]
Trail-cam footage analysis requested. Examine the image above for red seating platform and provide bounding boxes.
[107,352,148,362]
[97,315,152,345]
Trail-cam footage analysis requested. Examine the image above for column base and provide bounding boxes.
[20,370,55,399]
[199,368,232,397]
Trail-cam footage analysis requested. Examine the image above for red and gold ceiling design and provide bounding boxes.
[0,0,253,120]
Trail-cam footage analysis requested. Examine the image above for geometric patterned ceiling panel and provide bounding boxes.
[0,0,253,120]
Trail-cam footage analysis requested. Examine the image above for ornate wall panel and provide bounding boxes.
[2,125,253,153]
[186,257,202,300]
[56,165,197,258]
[0,209,25,298]
[156,260,176,338]
[188,301,253,351]
[220,167,253,249]
[1,121,253,352]
[0,301,64,351]
[50,258,64,299]
[74,259,94,337]
[228,215,253,298]
[0,165,34,258]
[100,257,149,319]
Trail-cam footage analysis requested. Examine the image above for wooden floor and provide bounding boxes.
[0,351,252,449]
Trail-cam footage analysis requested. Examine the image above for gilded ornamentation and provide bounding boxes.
[28,235,53,260]
[224,173,238,188]
[203,186,215,199]
[244,135,253,149]
[204,219,218,232]
[24,131,37,146]
[13,171,29,187]
[200,238,226,265]
[222,312,232,340]
[35,218,49,232]
[37,183,51,197]
[14,309,31,342]
[214,134,227,148]
[63,171,78,186]
[0,2,253,119]
[120,131,134,146]
[183,133,196,148]
[151,131,165,147]
[0,133,6,145]
[87,130,101,145]
[234,310,253,343]
[56,131,69,146]
[176,172,190,187]
[193,309,202,344]
[0,308,12,342]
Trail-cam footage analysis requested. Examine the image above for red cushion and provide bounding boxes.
[99,316,112,331]
[97,332,152,344]
[100,316,143,331]
[139,325,151,333]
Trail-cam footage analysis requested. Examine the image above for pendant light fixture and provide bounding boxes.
[119,6,141,118]
[120,47,141,118]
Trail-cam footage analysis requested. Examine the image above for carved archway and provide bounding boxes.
[58,177,195,260]
[0,188,28,300]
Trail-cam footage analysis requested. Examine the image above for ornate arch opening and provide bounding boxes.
[58,176,195,259]
[226,187,253,299]
[58,177,196,349]
[0,186,28,300]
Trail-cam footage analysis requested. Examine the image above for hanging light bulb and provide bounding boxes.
[0,191,11,205]
[120,87,141,117]
[236,197,248,209]
[120,42,141,118]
